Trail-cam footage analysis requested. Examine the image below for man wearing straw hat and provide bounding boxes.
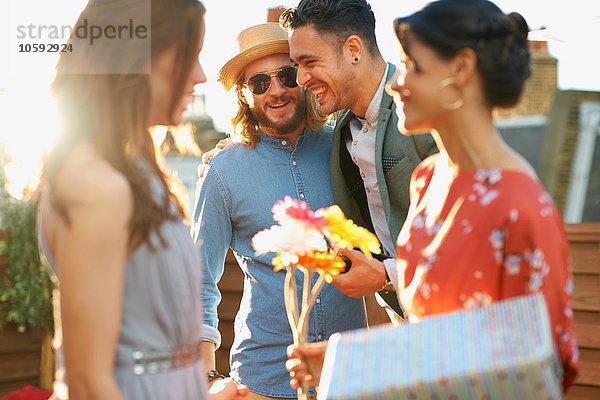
[192,23,367,400]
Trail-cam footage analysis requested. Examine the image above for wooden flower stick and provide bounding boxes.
[284,267,299,345]
[283,266,308,399]
[297,272,325,342]
[284,247,340,400]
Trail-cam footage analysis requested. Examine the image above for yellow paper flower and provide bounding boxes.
[320,205,381,257]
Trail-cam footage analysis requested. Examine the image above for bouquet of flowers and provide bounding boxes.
[252,196,381,400]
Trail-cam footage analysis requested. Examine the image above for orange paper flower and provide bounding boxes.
[297,252,347,283]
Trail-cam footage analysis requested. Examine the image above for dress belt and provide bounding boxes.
[130,341,203,375]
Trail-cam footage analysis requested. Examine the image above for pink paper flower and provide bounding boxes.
[272,196,327,230]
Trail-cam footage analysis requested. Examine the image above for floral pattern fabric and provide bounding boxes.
[395,154,579,391]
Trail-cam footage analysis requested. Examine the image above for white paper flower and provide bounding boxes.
[252,220,327,261]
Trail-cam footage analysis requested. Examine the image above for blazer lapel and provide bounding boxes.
[331,109,357,213]
[375,64,397,240]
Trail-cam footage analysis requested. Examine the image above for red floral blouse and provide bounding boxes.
[395,154,579,391]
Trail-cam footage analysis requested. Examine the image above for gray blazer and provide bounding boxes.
[330,64,438,316]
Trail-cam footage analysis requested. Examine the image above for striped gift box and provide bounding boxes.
[317,294,561,400]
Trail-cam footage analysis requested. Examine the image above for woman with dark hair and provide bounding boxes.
[388,0,579,390]
[287,0,579,393]
[38,0,248,398]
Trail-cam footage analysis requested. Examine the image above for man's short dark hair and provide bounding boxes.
[280,0,379,55]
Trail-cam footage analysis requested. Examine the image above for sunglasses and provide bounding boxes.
[245,66,298,95]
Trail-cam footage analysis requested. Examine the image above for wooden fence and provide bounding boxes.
[0,325,43,395]
[564,224,600,400]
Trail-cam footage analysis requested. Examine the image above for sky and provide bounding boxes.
[0,0,599,195]
[1,0,599,127]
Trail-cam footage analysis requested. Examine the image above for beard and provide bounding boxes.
[329,70,356,114]
[252,93,306,135]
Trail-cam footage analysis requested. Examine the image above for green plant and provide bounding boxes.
[0,149,53,333]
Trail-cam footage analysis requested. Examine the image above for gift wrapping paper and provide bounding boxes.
[317,293,561,400]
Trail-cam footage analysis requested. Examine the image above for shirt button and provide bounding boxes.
[281,140,287,146]
[292,160,297,166]
[366,188,371,193]
[362,127,368,133]
[352,140,358,146]
[352,157,357,163]
[315,298,321,304]
[317,334,323,340]
[361,171,366,179]
[299,193,305,199]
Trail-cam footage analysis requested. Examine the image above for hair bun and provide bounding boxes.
[507,12,529,41]
[477,12,528,43]
[476,13,512,40]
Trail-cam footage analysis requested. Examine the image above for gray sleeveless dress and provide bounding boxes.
[40,196,208,399]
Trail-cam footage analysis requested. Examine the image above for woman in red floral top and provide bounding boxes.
[286,0,578,394]
[389,0,579,391]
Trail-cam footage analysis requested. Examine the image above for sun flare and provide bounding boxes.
[0,76,60,199]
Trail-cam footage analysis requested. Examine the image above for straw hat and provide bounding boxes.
[218,23,290,91]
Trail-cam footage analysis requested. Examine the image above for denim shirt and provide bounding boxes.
[192,126,367,397]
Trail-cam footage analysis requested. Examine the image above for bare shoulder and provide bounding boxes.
[502,147,537,179]
[52,143,132,209]
[41,144,133,261]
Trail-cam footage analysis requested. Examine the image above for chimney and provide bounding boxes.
[529,40,549,56]
[267,7,287,23]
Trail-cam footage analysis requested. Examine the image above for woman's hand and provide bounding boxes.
[286,341,328,389]
[208,377,249,400]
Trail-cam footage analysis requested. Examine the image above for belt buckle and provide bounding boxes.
[132,342,200,375]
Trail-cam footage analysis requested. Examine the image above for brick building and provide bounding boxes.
[541,90,600,221]
[491,40,600,222]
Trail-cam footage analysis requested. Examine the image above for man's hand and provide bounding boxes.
[286,342,328,390]
[198,138,233,178]
[331,248,387,297]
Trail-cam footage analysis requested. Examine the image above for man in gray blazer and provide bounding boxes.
[281,0,438,321]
